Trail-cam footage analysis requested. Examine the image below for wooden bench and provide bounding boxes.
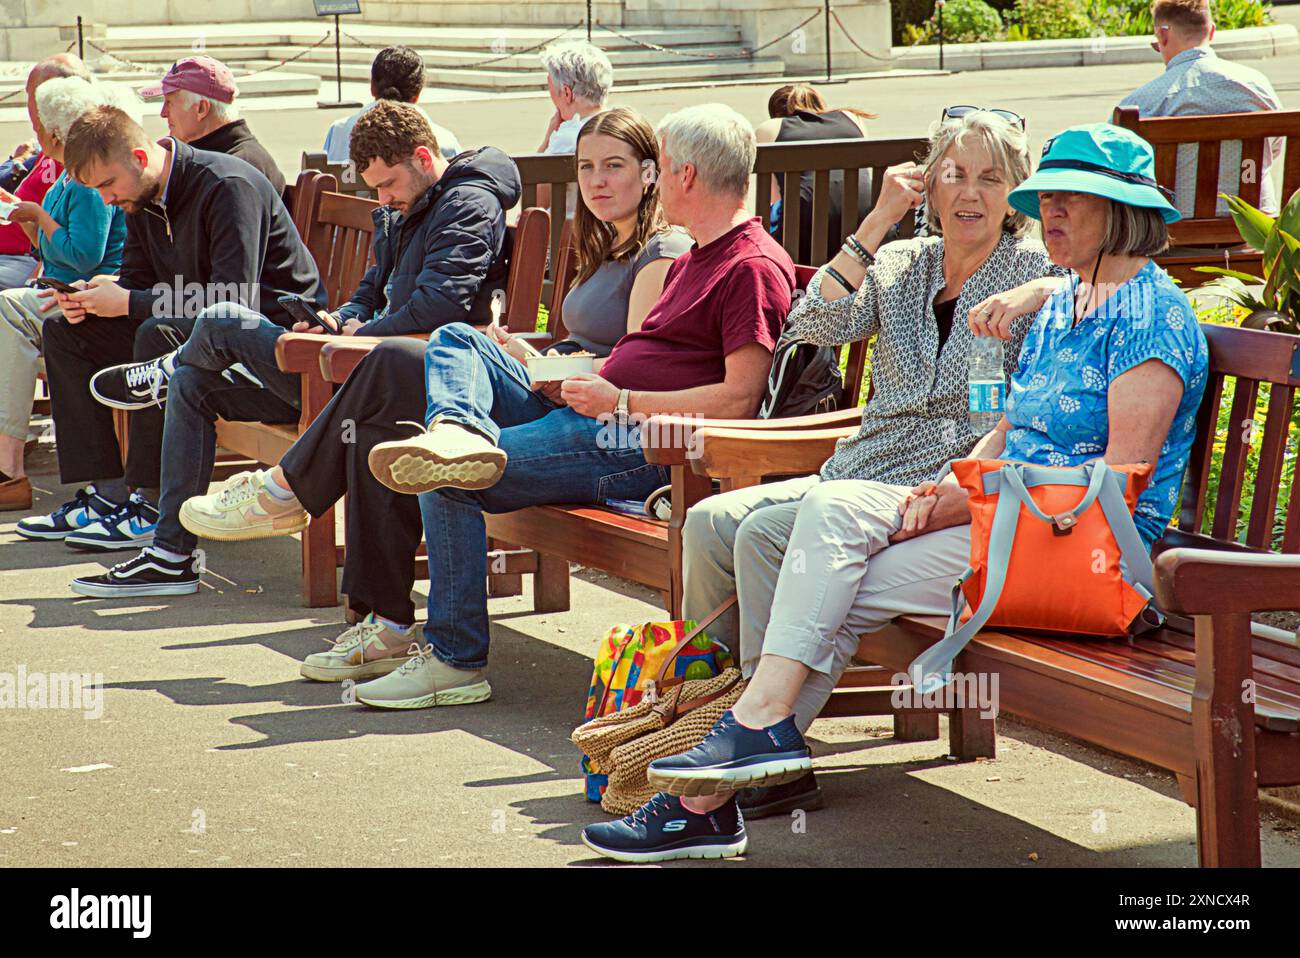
[319,264,873,616]
[688,320,1300,867]
[1113,105,1300,286]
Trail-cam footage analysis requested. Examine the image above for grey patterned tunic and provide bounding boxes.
[786,231,1063,485]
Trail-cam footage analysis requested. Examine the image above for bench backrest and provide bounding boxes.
[306,191,380,311]
[504,206,551,333]
[1113,106,1300,245]
[755,137,926,266]
[301,150,372,196]
[1170,323,1300,555]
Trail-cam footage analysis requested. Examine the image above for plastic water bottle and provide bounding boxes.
[968,335,1005,434]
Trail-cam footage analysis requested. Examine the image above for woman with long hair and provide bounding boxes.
[491,106,691,366]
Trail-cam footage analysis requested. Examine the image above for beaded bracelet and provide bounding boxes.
[843,234,874,264]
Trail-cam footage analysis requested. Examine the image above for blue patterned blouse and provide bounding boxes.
[1002,259,1209,549]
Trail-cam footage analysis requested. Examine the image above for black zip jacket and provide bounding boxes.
[120,139,324,327]
[338,146,521,335]
[189,119,286,196]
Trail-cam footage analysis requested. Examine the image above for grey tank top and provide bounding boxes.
[560,227,694,355]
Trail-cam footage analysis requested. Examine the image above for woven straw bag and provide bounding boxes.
[572,598,746,816]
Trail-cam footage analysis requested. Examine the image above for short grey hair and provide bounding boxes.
[1102,200,1169,257]
[540,41,612,106]
[176,88,239,124]
[921,110,1032,238]
[656,103,755,199]
[36,77,143,143]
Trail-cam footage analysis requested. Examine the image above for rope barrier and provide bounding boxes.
[238,31,336,77]
[746,10,823,56]
[829,7,895,63]
[594,22,732,60]
[84,38,157,72]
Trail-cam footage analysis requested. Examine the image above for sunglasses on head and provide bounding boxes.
[942,105,1026,130]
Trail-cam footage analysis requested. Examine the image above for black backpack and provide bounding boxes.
[758,333,845,419]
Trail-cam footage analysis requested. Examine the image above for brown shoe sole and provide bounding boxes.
[368,443,506,495]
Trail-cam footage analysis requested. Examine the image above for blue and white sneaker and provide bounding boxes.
[646,710,812,797]
[581,792,747,864]
[70,547,199,598]
[14,485,124,541]
[64,493,159,552]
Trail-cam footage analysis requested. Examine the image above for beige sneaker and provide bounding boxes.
[354,643,492,709]
[300,614,414,682]
[367,417,507,495]
[179,470,309,541]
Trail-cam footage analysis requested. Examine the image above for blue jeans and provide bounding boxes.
[416,323,668,669]
[154,304,300,554]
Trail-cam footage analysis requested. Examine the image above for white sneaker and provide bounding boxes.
[367,417,507,495]
[354,643,491,709]
[300,614,414,682]
[180,470,309,541]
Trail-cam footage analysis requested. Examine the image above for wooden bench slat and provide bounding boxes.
[1245,384,1295,548]
[1210,376,1259,541]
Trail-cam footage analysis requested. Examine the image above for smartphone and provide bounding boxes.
[29,276,81,295]
[0,199,17,223]
[277,294,339,334]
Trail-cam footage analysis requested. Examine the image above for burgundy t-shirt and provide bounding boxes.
[599,218,794,393]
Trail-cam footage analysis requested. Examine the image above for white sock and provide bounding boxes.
[261,469,297,502]
[149,545,191,564]
[375,615,413,635]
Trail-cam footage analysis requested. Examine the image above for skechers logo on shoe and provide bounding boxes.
[662,820,688,833]
[50,888,151,938]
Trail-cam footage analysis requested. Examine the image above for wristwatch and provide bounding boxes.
[614,388,631,424]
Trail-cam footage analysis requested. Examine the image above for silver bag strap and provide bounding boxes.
[906,461,1156,695]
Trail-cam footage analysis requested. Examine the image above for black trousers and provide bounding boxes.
[281,338,426,624]
[41,313,195,488]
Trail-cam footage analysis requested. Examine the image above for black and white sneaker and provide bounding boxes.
[64,493,159,552]
[89,350,178,411]
[15,485,123,540]
[71,547,199,598]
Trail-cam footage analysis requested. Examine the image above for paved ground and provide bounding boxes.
[2,434,1299,868]
[3,32,1300,867]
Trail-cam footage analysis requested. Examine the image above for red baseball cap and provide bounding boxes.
[140,56,237,104]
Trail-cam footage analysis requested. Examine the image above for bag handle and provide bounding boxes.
[654,595,738,688]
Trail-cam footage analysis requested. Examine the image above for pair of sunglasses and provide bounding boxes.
[942,105,1027,130]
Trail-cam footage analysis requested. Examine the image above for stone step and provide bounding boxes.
[0,68,320,100]
[100,24,746,54]
[236,55,786,90]
[93,41,758,73]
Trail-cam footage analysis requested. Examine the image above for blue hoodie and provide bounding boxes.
[338,146,522,335]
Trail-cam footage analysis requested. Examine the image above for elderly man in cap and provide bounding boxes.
[141,56,285,195]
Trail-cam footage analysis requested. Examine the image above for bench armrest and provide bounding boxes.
[274,332,336,373]
[641,408,861,467]
[1154,548,1300,615]
[692,426,858,481]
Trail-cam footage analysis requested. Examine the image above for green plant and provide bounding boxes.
[1195,190,1300,333]
[933,0,1005,42]
[1211,0,1272,30]
[1007,0,1092,39]
[1087,0,1153,37]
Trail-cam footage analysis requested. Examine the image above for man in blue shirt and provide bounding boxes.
[1117,0,1282,214]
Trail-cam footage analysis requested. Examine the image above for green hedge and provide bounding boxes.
[895,0,1273,44]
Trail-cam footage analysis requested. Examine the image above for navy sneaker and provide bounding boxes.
[581,792,747,864]
[15,485,123,541]
[89,350,176,411]
[64,493,159,552]
[70,547,199,598]
[646,710,812,797]
[737,770,824,820]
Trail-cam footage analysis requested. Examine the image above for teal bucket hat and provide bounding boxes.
[1008,123,1181,224]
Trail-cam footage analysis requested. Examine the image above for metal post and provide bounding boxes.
[937,0,945,71]
[587,0,592,41]
[76,16,84,60]
[334,14,343,102]
[823,0,832,83]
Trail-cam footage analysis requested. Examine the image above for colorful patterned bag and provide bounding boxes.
[580,597,736,802]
